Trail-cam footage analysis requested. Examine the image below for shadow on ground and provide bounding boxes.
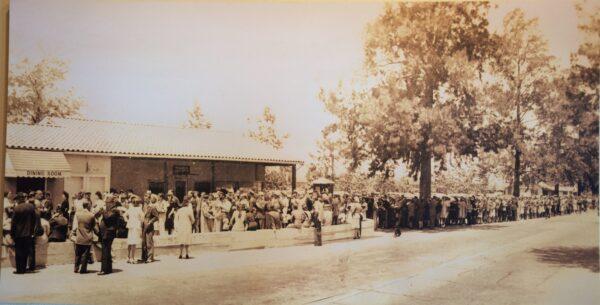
[531,246,599,273]
[377,224,508,234]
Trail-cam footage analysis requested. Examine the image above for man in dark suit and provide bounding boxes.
[28,199,42,272]
[72,201,97,274]
[140,199,159,263]
[10,193,36,274]
[98,197,120,275]
[49,210,69,242]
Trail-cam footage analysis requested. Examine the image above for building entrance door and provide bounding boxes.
[175,180,186,202]
[16,177,45,193]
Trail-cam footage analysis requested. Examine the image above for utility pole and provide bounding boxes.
[0,0,9,275]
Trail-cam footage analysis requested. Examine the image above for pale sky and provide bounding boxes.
[8,0,586,179]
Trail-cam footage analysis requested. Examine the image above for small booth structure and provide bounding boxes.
[311,177,334,195]
[535,182,577,196]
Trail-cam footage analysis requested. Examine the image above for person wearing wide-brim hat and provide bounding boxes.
[165,190,179,235]
[175,196,194,259]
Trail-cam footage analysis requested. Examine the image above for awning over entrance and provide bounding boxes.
[5,149,71,178]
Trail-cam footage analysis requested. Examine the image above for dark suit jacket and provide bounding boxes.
[143,205,159,232]
[100,208,120,241]
[49,214,68,241]
[10,202,36,239]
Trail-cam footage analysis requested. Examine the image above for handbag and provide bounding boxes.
[34,224,45,237]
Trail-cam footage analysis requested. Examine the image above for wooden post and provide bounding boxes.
[211,161,215,192]
[0,0,9,274]
[163,160,168,193]
[291,164,296,191]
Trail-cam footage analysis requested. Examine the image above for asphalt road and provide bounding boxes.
[1,211,598,305]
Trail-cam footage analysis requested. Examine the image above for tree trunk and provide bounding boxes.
[554,183,559,196]
[577,180,584,196]
[588,174,599,195]
[419,155,432,200]
[513,148,521,197]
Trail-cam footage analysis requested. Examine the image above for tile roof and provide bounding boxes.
[7,118,303,165]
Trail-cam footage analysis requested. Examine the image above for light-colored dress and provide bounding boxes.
[441,200,449,218]
[211,200,223,232]
[350,202,362,229]
[126,205,144,245]
[175,205,195,245]
[200,200,212,233]
[230,210,246,232]
[157,199,168,235]
[458,201,467,219]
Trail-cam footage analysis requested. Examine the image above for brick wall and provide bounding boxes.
[111,157,266,195]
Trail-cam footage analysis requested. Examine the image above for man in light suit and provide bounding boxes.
[140,199,159,263]
[72,201,97,274]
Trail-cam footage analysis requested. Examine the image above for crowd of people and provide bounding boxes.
[2,187,367,275]
[2,188,597,276]
[375,194,598,232]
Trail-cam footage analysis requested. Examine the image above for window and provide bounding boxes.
[173,165,190,175]
[148,181,165,195]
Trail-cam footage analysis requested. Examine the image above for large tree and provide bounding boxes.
[308,125,338,181]
[8,57,83,124]
[247,106,289,150]
[533,75,582,194]
[565,1,600,194]
[319,87,368,173]
[183,100,212,129]
[247,106,290,189]
[487,9,555,197]
[322,2,496,199]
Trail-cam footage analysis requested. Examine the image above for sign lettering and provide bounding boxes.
[26,170,44,176]
[24,170,64,177]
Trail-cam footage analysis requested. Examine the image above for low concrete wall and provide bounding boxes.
[2,220,374,267]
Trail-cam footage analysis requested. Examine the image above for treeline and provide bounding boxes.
[315,2,599,197]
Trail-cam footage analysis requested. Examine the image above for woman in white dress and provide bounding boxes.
[200,195,213,233]
[156,194,168,236]
[350,197,362,239]
[175,197,195,259]
[125,197,144,264]
[229,205,247,232]
[440,198,450,228]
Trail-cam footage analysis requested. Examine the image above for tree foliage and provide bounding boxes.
[264,166,291,190]
[532,76,582,190]
[308,125,338,182]
[8,57,83,124]
[247,106,289,150]
[565,0,600,193]
[322,2,496,199]
[183,100,212,129]
[486,8,555,196]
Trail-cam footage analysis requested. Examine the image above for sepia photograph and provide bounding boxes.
[0,0,598,304]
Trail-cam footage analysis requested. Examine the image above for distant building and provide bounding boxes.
[532,182,577,196]
[5,118,302,202]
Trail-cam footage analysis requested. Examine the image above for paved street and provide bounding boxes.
[1,211,598,305]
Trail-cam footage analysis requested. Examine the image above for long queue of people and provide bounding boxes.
[2,188,367,276]
[375,194,598,231]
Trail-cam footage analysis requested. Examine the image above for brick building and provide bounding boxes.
[5,118,301,202]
